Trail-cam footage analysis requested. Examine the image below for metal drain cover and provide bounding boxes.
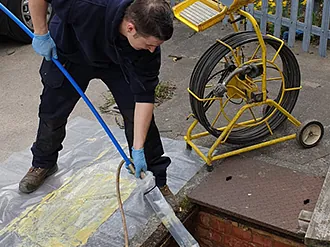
[188,157,324,236]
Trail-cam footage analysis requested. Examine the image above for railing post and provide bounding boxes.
[274,0,283,38]
[302,0,315,52]
[260,0,268,34]
[247,3,255,31]
[288,0,299,47]
[319,0,330,57]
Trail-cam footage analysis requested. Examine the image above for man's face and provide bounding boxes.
[126,23,164,52]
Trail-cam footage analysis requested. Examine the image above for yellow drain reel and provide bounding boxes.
[173,0,324,170]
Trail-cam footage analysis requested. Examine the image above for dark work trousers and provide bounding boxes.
[31,55,171,187]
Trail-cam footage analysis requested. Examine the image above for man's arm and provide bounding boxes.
[127,48,160,178]
[29,0,57,60]
[133,103,154,149]
[29,0,49,35]
[130,50,160,150]
[130,102,153,178]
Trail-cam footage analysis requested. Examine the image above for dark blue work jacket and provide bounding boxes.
[47,0,161,102]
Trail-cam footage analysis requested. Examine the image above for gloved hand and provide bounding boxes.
[131,147,147,178]
[32,31,58,61]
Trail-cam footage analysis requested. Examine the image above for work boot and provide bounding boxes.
[160,185,180,212]
[19,164,58,194]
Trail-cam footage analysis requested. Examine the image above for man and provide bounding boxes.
[19,0,178,208]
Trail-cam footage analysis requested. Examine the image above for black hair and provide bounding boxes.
[124,0,174,41]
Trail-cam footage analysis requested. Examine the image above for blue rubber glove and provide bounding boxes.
[131,147,147,178]
[32,31,58,61]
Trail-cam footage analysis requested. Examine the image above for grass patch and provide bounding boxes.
[99,91,116,114]
[154,81,176,105]
[179,196,193,213]
[99,81,176,113]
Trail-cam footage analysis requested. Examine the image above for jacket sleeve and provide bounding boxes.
[44,0,75,23]
[127,47,161,103]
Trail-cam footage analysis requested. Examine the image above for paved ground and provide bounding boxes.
[0,36,117,163]
[1,18,330,245]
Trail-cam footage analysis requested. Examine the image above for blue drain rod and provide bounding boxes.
[0,3,200,247]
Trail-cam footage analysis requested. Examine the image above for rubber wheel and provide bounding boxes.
[186,143,192,150]
[296,120,324,148]
[206,165,214,172]
[189,31,301,144]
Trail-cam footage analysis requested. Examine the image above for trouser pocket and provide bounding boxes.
[39,55,70,88]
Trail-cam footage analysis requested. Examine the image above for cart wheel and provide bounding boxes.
[206,165,214,172]
[296,120,324,148]
[186,143,192,150]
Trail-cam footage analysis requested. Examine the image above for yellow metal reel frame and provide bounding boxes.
[183,9,303,166]
[184,99,301,165]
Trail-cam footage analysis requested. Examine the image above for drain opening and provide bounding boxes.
[304,199,310,205]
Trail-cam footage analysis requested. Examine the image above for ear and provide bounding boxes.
[127,22,137,34]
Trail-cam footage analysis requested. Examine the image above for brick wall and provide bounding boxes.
[195,211,306,247]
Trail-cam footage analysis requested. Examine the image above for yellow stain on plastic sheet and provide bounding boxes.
[0,163,136,247]
[92,143,128,163]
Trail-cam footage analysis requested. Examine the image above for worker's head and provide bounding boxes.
[123,0,174,53]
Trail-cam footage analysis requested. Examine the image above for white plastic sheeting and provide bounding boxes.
[0,117,205,247]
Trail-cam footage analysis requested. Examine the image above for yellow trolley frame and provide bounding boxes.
[172,0,323,167]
